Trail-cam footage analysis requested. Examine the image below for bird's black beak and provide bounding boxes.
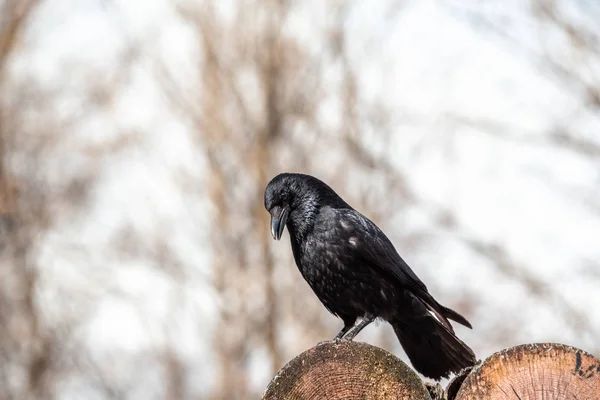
[270,206,290,240]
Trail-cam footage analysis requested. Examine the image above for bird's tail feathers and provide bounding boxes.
[439,304,472,329]
[418,290,473,331]
[391,313,476,380]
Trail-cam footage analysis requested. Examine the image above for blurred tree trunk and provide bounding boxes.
[161,1,411,398]
[0,2,54,399]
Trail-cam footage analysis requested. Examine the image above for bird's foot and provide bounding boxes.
[424,382,447,400]
[332,336,353,344]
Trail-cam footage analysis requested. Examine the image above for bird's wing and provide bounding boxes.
[338,210,427,289]
[337,209,461,332]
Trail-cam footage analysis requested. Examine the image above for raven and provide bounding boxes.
[264,172,476,380]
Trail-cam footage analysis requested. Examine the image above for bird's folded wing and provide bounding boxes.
[339,210,457,332]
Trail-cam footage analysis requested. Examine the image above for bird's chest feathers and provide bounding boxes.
[288,208,359,287]
[293,230,351,285]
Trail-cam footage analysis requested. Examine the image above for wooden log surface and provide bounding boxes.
[454,343,600,400]
[263,340,432,400]
[264,341,599,399]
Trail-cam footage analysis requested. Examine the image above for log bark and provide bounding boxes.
[454,343,600,400]
[263,340,432,400]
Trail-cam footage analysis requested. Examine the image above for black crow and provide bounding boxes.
[264,172,476,380]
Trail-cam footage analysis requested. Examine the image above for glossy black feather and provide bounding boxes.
[264,172,477,380]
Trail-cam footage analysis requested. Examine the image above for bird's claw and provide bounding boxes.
[332,336,352,344]
[424,382,446,400]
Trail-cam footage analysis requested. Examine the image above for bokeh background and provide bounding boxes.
[1,0,599,399]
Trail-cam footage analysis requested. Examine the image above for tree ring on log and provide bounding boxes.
[263,340,432,400]
[454,342,600,400]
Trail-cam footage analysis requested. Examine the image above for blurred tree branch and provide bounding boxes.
[156,1,414,398]
[0,0,39,76]
[444,1,600,160]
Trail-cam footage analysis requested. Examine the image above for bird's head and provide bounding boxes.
[264,173,303,240]
[264,173,348,241]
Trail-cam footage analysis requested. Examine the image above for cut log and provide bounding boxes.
[454,343,600,400]
[445,366,473,400]
[263,340,432,400]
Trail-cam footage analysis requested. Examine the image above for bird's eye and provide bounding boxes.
[281,193,292,205]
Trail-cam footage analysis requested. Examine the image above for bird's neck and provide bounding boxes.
[287,201,318,243]
[287,215,313,244]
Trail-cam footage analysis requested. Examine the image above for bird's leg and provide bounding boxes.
[341,314,375,341]
[333,323,354,343]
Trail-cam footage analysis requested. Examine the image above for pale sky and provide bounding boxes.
[11,0,600,397]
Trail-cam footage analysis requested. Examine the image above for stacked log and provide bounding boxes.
[264,342,600,400]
